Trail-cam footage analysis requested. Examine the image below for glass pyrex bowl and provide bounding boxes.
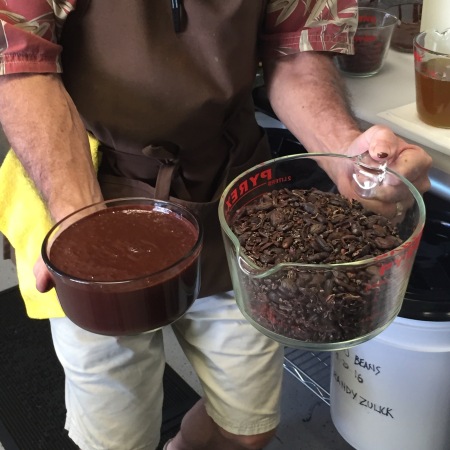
[218,154,425,351]
[42,197,203,336]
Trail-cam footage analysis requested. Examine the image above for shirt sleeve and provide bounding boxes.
[0,0,76,75]
[261,0,358,58]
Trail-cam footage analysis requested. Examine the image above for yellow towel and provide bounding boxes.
[0,134,100,319]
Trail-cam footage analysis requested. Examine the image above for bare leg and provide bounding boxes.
[167,399,275,450]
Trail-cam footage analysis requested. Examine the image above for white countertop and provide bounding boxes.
[345,51,417,121]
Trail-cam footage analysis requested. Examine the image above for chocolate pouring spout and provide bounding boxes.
[351,151,387,198]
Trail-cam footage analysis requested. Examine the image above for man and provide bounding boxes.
[0,1,431,449]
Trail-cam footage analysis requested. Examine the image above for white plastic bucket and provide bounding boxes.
[330,317,450,450]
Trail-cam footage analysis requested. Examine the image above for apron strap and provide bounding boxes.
[141,143,191,201]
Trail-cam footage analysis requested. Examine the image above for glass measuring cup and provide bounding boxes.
[335,7,398,77]
[219,154,425,351]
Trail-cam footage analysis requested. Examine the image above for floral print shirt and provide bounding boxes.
[0,0,357,75]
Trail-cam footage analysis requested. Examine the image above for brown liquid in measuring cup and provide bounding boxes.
[416,59,450,128]
[49,205,200,335]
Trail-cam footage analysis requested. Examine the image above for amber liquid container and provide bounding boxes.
[415,59,450,127]
[414,30,450,128]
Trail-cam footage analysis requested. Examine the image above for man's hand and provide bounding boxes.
[34,257,54,293]
[323,125,432,218]
[264,51,432,215]
[348,125,432,193]
[335,125,432,218]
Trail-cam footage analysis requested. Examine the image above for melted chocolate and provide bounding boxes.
[49,205,201,335]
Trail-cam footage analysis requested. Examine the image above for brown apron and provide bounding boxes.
[55,0,272,297]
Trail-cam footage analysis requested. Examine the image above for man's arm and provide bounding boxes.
[0,73,103,223]
[264,51,360,155]
[0,73,103,291]
[263,51,432,198]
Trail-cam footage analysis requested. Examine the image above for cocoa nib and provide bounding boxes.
[231,188,403,344]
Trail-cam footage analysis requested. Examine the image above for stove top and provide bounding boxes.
[401,192,450,321]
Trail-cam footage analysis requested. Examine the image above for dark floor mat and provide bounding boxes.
[0,286,200,450]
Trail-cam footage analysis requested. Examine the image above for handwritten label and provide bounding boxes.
[334,351,395,420]
[333,371,395,419]
[354,355,381,376]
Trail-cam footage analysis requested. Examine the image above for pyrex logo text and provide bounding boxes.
[225,168,273,211]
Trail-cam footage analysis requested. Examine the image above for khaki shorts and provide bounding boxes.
[50,292,284,450]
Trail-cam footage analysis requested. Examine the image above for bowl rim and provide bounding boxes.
[414,29,450,57]
[357,6,399,29]
[218,152,426,277]
[42,196,203,286]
